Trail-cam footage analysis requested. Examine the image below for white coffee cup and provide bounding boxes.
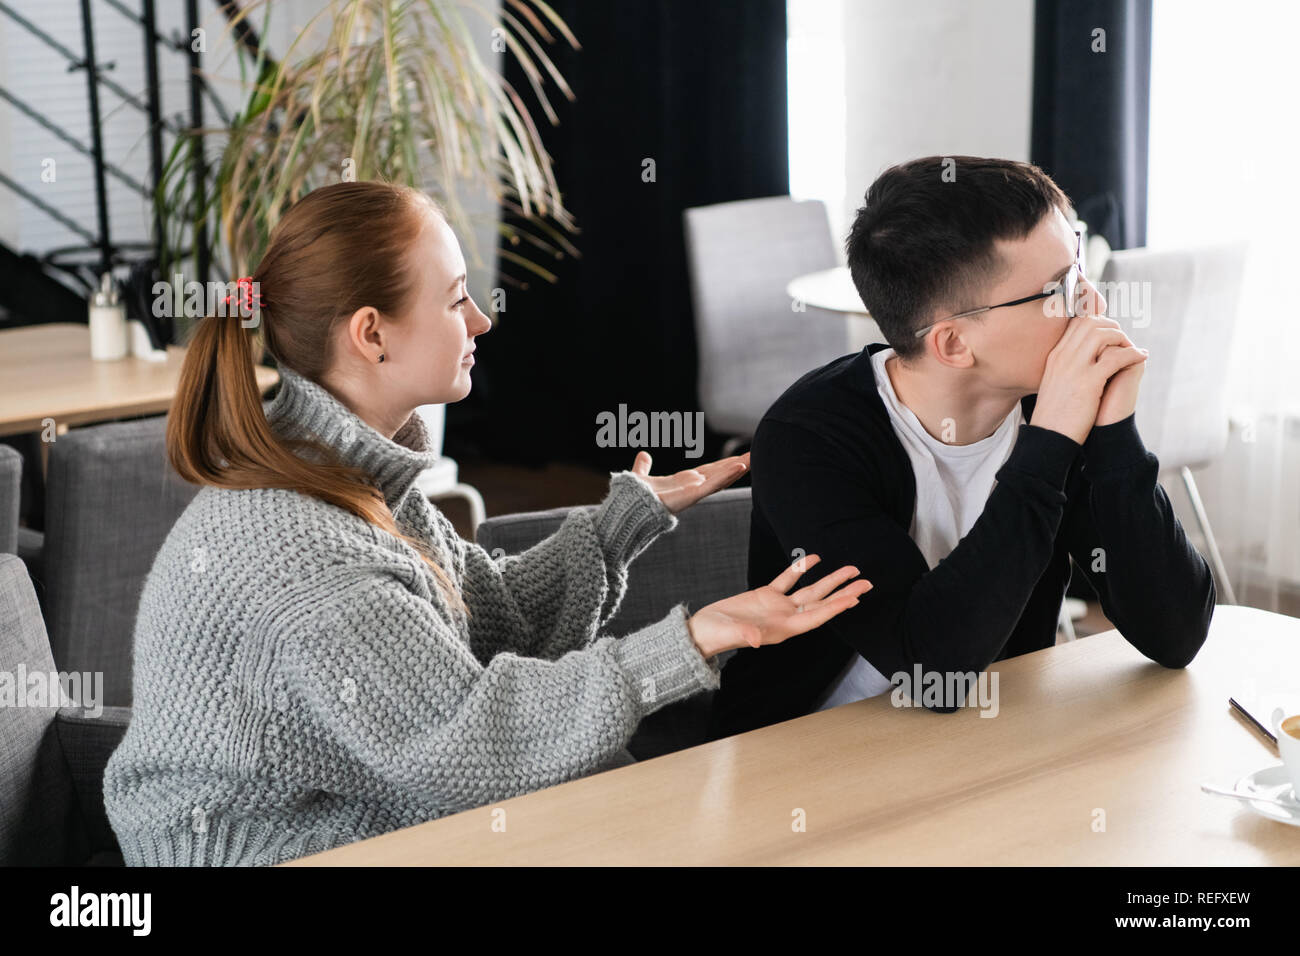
[1270,707,1300,801]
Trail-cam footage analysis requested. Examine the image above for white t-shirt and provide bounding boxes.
[813,347,1025,711]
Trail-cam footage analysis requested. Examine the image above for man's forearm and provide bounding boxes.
[1070,414,1216,666]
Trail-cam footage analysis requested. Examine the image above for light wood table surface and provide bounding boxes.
[0,323,279,468]
[289,604,1300,866]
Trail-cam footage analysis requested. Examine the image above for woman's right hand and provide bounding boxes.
[686,555,873,660]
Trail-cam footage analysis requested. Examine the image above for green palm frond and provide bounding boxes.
[155,0,577,309]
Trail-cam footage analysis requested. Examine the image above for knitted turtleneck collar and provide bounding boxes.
[264,366,440,510]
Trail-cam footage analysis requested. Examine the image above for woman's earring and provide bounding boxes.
[378,353,385,363]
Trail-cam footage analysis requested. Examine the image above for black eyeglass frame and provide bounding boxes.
[913,229,1085,340]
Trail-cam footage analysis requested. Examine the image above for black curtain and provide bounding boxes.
[1031,0,1152,251]
[446,1,789,472]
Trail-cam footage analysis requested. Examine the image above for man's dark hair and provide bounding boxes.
[845,156,1072,360]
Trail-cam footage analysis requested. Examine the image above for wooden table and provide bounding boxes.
[0,323,279,469]
[289,604,1300,866]
[786,265,885,350]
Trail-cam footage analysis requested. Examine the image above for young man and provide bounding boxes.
[707,156,1216,739]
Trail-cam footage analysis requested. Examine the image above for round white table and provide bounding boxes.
[785,266,885,350]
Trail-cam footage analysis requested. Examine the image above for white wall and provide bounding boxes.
[791,0,1035,252]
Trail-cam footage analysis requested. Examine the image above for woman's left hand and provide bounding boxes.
[630,450,750,515]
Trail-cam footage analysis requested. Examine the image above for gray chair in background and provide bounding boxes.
[0,444,20,555]
[684,196,853,453]
[34,415,200,706]
[476,487,752,759]
[0,553,129,865]
[1101,242,1249,605]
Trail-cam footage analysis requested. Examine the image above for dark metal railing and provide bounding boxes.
[0,0,272,303]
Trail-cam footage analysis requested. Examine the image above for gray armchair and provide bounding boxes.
[0,444,19,555]
[476,486,752,760]
[0,553,130,866]
[36,415,200,706]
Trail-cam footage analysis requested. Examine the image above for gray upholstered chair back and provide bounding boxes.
[43,415,200,706]
[0,444,20,554]
[477,486,752,636]
[476,486,752,759]
[0,553,130,865]
[684,196,851,440]
[1100,242,1248,469]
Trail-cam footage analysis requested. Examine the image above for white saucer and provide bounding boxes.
[1232,765,1300,826]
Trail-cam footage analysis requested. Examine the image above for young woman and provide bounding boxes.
[102,180,870,866]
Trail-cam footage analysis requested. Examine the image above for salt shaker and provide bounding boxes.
[88,272,128,360]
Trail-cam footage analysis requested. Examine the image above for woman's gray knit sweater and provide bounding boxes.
[103,367,721,866]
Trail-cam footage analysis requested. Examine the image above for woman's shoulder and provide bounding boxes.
[178,483,369,538]
[139,485,428,643]
[400,491,464,555]
[158,484,403,583]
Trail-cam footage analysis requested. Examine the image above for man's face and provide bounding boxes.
[952,207,1106,393]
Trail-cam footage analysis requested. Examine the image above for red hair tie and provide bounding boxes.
[223,276,263,313]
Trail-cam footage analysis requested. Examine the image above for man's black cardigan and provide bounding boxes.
[706,343,1217,740]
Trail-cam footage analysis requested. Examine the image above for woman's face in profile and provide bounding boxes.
[394,206,493,406]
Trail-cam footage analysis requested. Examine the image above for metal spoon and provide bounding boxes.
[1201,783,1299,809]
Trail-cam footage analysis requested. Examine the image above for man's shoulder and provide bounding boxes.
[761,346,885,436]
[750,345,910,503]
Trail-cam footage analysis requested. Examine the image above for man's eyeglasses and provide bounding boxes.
[913,229,1086,340]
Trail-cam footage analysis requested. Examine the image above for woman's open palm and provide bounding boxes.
[687,555,873,659]
[630,450,749,514]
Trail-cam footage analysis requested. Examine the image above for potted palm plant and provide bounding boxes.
[155,0,580,453]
